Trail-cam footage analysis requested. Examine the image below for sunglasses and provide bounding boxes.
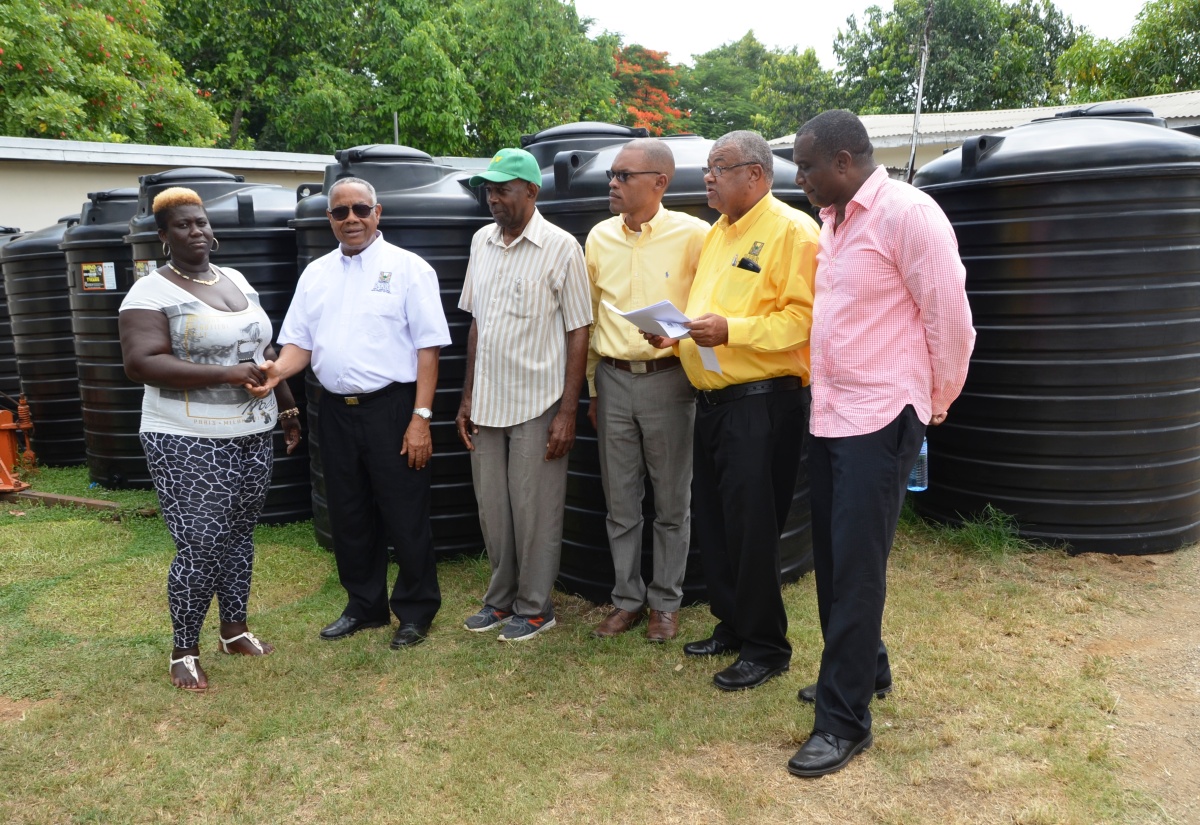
[327,203,375,220]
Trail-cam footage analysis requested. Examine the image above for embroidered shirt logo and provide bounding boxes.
[371,271,393,293]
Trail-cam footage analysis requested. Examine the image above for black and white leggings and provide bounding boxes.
[141,431,273,650]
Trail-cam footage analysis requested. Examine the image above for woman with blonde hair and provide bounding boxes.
[119,187,301,691]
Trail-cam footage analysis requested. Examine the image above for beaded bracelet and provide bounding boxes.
[277,407,300,420]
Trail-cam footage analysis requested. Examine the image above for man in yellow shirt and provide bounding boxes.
[585,138,709,642]
[645,130,818,690]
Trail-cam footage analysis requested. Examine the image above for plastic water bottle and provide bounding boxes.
[907,437,928,492]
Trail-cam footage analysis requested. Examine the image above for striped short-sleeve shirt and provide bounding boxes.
[460,209,592,428]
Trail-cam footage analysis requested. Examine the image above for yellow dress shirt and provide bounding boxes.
[680,192,819,391]
[585,205,709,395]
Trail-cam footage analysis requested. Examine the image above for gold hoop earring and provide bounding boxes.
[211,237,220,252]
[162,242,170,257]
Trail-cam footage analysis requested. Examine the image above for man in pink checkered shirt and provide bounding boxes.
[786,110,976,778]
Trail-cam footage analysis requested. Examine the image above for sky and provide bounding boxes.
[571,0,1145,68]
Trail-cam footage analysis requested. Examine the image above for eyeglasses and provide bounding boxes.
[327,203,375,221]
[701,162,758,178]
[606,170,662,183]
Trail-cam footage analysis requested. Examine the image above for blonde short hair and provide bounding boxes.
[152,187,205,230]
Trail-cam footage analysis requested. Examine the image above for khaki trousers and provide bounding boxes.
[471,404,568,618]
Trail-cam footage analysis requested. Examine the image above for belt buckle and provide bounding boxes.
[630,361,647,375]
[344,396,359,406]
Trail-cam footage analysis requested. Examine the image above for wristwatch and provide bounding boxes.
[412,407,433,421]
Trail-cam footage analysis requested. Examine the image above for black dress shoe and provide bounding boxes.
[797,681,893,704]
[319,615,389,641]
[787,729,873,777]
[389,623,430,649]
[683,636,740,657]
[713,659,789,691]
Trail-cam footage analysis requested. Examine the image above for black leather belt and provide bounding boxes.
[602,356,681,375]
[698,376,800,406]
[325,382,402,406]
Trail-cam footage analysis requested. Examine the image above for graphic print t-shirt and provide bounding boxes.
[119,268,278,437]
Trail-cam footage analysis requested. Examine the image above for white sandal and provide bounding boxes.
[169,654,205,691]
[218,630,267,655]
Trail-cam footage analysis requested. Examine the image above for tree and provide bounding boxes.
[990,0,1077,105]
[460,0,620,152]
[258,1,478,156]
[163,0,352,150]
[613,44,687,135]
[751,48,843,139]
[0,0,224,145]
[1059,0,1200,101]
[834,0,1078,114]
[678,31,771,138]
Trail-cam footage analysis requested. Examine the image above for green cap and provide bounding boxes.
[468,147,542,188]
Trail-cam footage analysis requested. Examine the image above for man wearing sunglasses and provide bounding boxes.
[255,176,451,650]
[643,130,819,692]
[584,138,708,642]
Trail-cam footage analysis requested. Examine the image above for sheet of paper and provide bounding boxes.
[697,346,722,374]
[601,299,723,374]
[601,299,691,339]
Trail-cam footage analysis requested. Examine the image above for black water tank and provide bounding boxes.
[520,122,650,164]
[303,370,334,549]
[912,108,1200,553]
[0,226,23,404]
[61,188,142,487]
[528,128,818,603]
[293,145,492,553]
[0,216,85,465]
[124,168,311,523]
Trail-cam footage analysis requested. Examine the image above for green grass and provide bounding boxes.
[0,467,1181,823]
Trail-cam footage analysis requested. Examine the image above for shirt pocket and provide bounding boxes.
[359,293,407,338]
[506,276,535,319]
[715,267,764,315]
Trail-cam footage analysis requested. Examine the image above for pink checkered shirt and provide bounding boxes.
[809,166,975,438]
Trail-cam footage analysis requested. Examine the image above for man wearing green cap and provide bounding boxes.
[456,147,592,642]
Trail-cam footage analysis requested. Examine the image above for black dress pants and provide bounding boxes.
[808,405,924,741]
[691,386,807,669]
[318,382,441,626]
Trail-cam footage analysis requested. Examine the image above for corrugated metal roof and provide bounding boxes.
[769,89,1200,146]
[0,135,334,171]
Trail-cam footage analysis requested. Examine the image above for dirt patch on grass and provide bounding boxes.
[0,695,50,723]
[1077,551,1200,823]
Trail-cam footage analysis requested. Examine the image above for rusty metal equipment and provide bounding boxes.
[0,392,35,493]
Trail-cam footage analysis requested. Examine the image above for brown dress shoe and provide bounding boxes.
[591,607,645,638]
[646,609,679,642]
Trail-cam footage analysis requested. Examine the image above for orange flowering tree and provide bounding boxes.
[613,44,688,135]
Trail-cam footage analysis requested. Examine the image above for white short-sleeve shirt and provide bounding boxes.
[279,233,452,394]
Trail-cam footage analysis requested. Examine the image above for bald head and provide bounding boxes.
[623,138,676,184]
[608,139,676,228]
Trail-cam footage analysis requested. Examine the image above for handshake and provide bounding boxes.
[243,360,283,398]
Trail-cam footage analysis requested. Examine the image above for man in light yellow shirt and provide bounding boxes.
[585,138,709,642]
[645,130,818,691]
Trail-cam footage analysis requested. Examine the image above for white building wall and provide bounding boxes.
[0,137,332,234]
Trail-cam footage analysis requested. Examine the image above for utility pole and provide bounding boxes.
[906,0,936,184]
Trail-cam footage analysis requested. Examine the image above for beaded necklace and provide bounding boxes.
[167,261,221,286]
